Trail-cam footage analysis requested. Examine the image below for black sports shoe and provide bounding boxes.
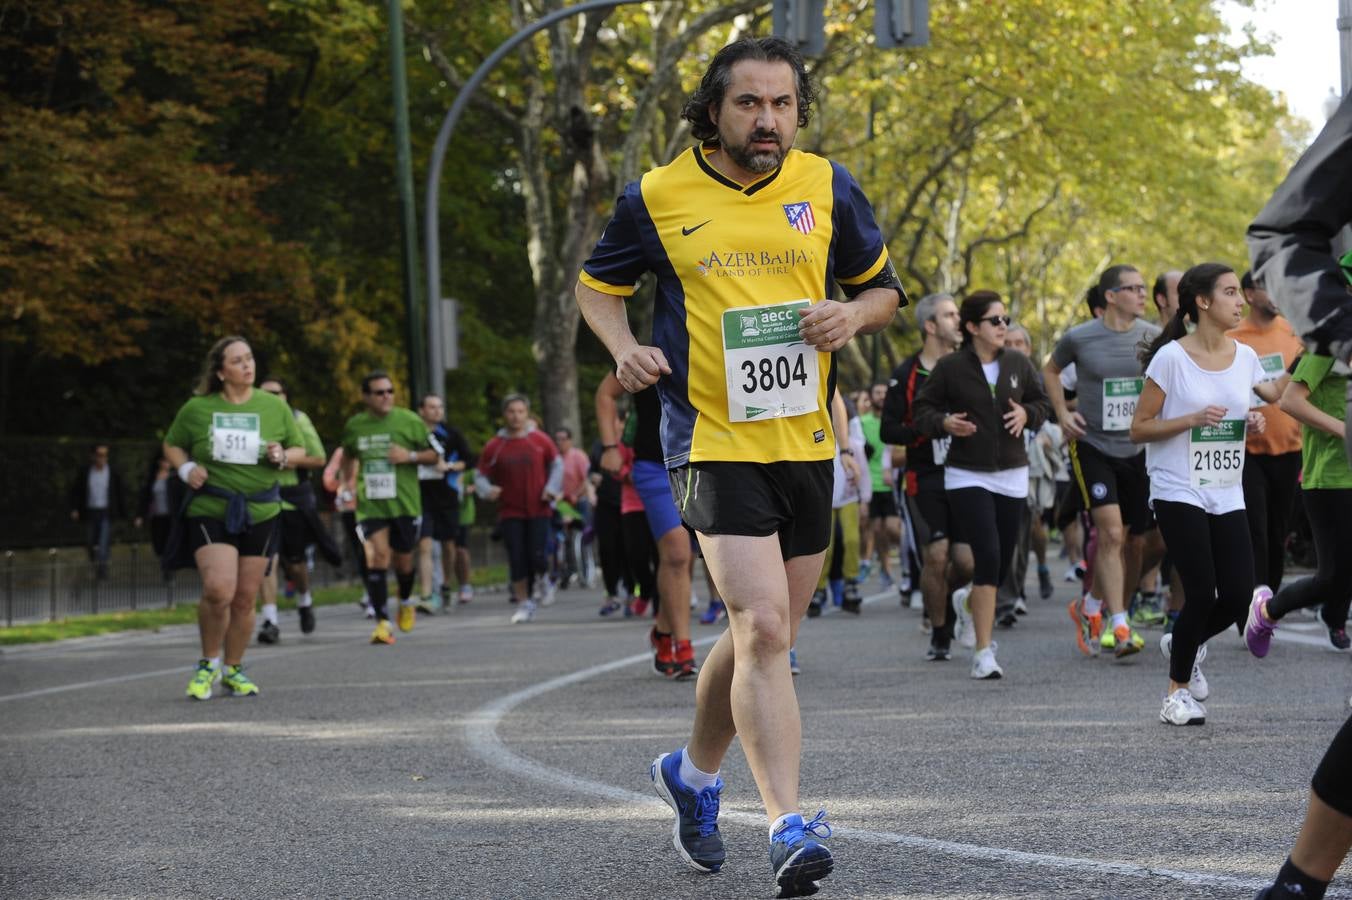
[806,588,827,619]
[650,751,725,873]
[925,635,952,661]
[298,605,316,634]
[770,810,834,899]
[840,580,861,615]
[257,620,280,644]
[1329,626,1351,651]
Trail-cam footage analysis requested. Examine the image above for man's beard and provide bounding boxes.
[721,127,785,174]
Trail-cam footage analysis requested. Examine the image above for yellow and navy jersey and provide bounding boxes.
[580,144,892,467]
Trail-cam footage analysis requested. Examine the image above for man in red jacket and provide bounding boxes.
[476,394,562,623]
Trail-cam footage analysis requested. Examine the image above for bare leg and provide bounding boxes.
[656,527,693,643]
[1089,505,1128,615]
[686,533,823,823]
[969,583,996,650]
[1291,792,1352,881]
[921,538,950,628]
[196,544,239,658]
[224,556,269,665]
[417,536,435,597]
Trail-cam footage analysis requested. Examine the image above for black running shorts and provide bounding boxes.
[188,516,279,558]
[868,490,898,519]
[1069,440,1153,535]
[356,516,420,554]
[905,489,964,546]
[668,459,833,560]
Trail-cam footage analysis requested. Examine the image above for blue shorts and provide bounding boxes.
[632,459,683,540]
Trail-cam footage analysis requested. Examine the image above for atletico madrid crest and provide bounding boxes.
[783,201,815,235]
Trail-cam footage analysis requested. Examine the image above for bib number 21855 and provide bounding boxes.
[722,300,820,423]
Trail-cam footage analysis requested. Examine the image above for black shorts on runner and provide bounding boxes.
[868,491,898,519]
[418,502,460,542]
[1053,479,1081,530]
[1069,440,1153,535]
[187,516,278,558]
[669,459,833,560]
[357,516,420,554]
[905,489,965,546]
[279,509,314,564]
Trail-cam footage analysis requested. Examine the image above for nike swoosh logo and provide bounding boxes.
[681,220,711,236]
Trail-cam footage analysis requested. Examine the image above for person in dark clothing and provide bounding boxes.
[136,453,185,562]
[68,443,127,579]
[1248,91,1352,463]
[912,291,1051,679]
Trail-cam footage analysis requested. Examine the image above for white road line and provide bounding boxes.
[0,641,332,704]
[465,590,1352,896]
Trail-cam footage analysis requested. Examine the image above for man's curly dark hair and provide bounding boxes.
[681,36,816,142]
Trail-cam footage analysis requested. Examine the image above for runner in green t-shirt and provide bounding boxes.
[1245,352,1352,651]
[164,337,305,701]
[339,371,436,645]
[858,383,901,593]
[253,378,329,645]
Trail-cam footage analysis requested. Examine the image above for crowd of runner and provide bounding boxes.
[129,34,1352,900]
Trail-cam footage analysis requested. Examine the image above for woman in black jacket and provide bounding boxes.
[912,291,1051,679]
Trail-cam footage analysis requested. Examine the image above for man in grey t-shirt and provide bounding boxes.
[1043,265,1161,660]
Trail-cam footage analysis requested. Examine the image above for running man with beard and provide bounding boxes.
[575,36,904,898]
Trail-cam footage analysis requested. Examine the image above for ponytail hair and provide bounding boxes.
[1138,262,1234,368]
[194,335,250,396]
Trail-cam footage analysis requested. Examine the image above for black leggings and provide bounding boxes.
[947,487,1024,587]
[593,501,630,597]
[621,510,658,603]
[501,516,549,585]
[1268,488,1352,629]
[1241,450,1302,592]
[1153,500,1254,684]
[1312,713,1352,818]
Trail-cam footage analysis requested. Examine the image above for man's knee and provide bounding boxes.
[732,604,791,658]
[1095,519,1127,551]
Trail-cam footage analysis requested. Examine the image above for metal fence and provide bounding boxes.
[2,524,509,627]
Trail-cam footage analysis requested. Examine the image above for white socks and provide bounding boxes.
[679,748,720,791]
[297,592,313,609]
[207,655,222,670]
[1082,594,1103,617]
[1110,611,1129,630]
[261,603,278,625]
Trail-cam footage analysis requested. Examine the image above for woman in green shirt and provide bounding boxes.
[164,336,304,700]
[1245,352,1352,654]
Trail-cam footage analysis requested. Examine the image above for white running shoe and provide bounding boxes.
[510,599,538,624]
[1160,687,1206,725]
[458,584,473,604]
[970,643,1003,680]
[537,579,557,607]
[1159,634,1209,701]
[952,584,975,649]
[1013,596,1029,615]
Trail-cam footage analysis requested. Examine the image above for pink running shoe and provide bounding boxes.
[1245,585,1276,658]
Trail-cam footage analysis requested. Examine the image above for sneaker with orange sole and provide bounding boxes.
[1068,597,1102,657]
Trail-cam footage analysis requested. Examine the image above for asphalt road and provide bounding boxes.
[3,565,1351,900]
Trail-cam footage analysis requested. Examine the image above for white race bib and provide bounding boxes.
[1189,420,1245,489]
[932,435,951,466]
[364,459,397,500]
[417,463,441,481]
[722,301,820,423]
[1251,352,1285,408]
[210,413,261,464]
[1101,377,1142,432]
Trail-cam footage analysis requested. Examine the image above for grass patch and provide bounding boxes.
[0,565,507,647]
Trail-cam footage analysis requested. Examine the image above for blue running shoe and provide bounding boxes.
[770,810,834,898]
[650,751,725,874]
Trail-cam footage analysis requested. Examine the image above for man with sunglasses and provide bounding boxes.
[1043,265,1161,660]
[340,371,437,645]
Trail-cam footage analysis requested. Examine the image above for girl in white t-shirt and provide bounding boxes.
[1130,263,1282,726]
